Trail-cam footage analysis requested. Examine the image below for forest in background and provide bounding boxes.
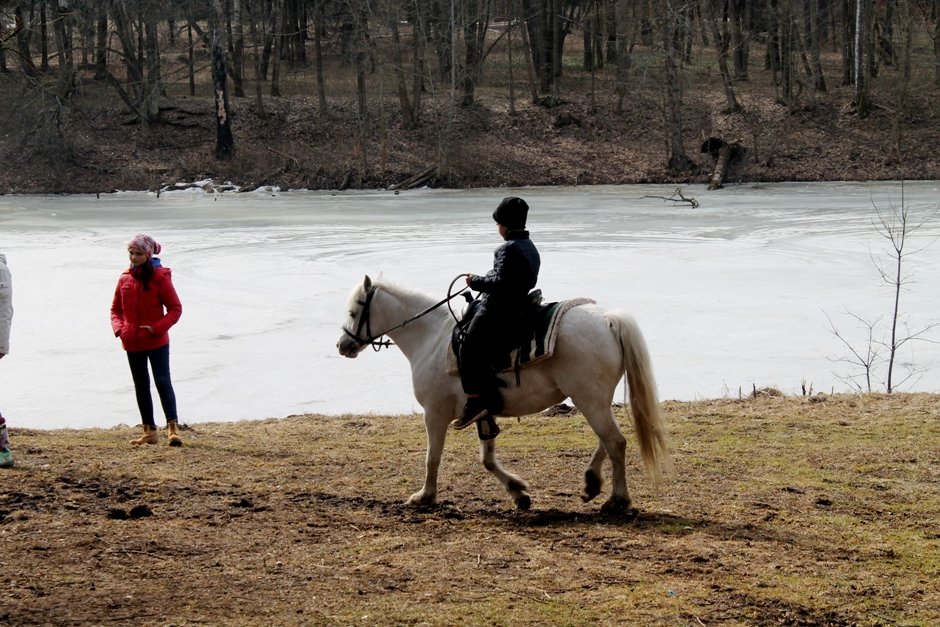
[1,0,940,193]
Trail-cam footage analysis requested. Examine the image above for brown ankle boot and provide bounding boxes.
[130,425,159,446]
[166,420,183,447]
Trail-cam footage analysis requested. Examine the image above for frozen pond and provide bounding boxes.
[1,181,938,430]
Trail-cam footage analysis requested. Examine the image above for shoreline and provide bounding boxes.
[3,176,939,197]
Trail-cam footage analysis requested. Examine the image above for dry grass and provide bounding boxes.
[1,393,938,625]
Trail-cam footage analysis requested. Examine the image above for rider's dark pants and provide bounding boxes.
[459,308,510,408]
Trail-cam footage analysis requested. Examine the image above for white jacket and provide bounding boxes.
[0,253,12,355]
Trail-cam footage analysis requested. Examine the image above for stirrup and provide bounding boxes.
[476,415,500,440]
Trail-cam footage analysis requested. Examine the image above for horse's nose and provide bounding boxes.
[337,337,358,358]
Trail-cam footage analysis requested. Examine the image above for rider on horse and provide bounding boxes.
[454,197,541,430]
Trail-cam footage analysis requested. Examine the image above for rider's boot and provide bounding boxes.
[454,395,489,430]
[454,388,503,431]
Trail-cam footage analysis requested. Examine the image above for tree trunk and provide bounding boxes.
[314,0,328,112]
[52,0,75,98]
[142,7,161,120]
[94,6,108,80]
[232,0,246,97]
[187,23,196,96]
[523,0,554,94]
[389,6,414,129]
[518,0,541,105]
[805,0,827,91]
[729,0,750,80]
[408,0,425,127]
[855,0,871,116]
[271,0,284,97]
[778,0,795,109]
[935,7,940,86]
[213,29,235,160]
[879,0,895,65]
[430,0,453,82]
[13,5,37,76]
[461,0,488,106]
[40,0,49,72]
[841,0,854,85]
[614,0,636,113]
[704,0,740,113]
[551,0,560,102]
[245,2,266,116]
[0,21,6,72]
[663,1,693,172]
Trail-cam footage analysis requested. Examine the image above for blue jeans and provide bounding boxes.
[126,344,178,428]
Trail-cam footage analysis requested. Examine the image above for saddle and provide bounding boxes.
[449,292,595,384]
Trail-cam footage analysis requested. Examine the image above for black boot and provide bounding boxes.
[454,396,490,430]
[454,387,503,431]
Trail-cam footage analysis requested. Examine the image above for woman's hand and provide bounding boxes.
[465,274,475,286]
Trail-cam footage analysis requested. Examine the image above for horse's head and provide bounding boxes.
[337,275,377,358]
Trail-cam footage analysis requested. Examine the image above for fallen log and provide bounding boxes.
[389,166,437,191]
[709,142,733,190]
[701,137,742,190]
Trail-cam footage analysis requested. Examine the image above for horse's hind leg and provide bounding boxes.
[480,438,532,510]
[576,400,631,514]
[582,444,607,502]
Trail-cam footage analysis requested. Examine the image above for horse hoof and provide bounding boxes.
[600,497,634,516]
[582,470,602,502]
[515,494,532,511]
[405,492,437,508]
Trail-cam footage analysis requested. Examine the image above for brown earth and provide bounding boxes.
[2,393,938,625]
[1,57,939,195]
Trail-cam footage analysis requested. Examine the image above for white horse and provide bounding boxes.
[336,275,670,514]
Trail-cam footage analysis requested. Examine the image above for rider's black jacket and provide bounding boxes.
[469,230,541,316]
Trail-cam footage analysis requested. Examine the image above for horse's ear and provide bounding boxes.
[363,275,372,291]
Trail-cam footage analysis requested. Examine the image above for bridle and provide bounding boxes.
[342,275,471,352]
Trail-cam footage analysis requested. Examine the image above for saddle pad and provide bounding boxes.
[446,297,595,376]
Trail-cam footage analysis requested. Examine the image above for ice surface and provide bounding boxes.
[1,181,938,429]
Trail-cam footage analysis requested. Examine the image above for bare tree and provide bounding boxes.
[826,309,881,392]
[827,186,939,393]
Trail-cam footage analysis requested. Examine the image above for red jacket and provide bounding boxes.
[110,266,182,353]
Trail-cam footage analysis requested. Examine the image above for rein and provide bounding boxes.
[342,276,470,351]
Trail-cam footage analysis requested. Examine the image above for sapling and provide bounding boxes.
[827,185,938,393]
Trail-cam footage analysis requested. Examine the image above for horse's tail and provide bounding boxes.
[607,311,672,482]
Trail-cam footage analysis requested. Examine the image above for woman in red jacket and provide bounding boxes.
[111,234,184,446]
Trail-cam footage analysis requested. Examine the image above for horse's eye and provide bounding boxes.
[349,310,356,317]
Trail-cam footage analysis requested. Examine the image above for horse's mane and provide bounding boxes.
[372,278,439,309]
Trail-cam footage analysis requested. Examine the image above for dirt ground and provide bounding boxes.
[1,393,938,625]
[1,56,939,195]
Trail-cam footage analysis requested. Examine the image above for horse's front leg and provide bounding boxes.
[480,437,532,510]
[405,411,450,507]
